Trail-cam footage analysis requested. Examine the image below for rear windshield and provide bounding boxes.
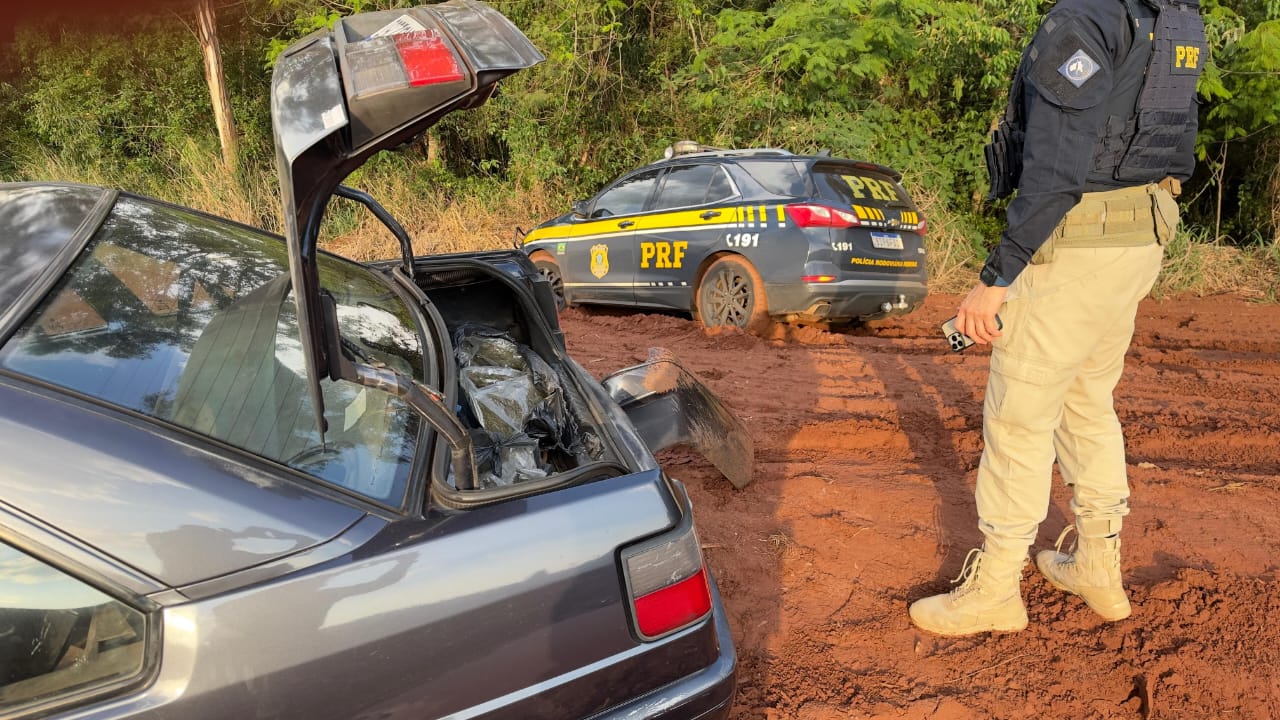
[812,164,912,208]
[0,197,424,507]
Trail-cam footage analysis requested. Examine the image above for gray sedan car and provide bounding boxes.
[0,3,748,718]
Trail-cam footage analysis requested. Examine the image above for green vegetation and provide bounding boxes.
[1,0,1277,296]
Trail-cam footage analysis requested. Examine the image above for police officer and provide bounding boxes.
[909,0,1206,635]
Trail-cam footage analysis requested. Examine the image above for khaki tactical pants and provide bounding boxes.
[976,184,1177,560]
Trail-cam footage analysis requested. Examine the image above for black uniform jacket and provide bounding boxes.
[987,0,1197,283]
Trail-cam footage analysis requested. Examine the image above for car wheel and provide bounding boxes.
[696,255,770,333]
[530,251,567,311]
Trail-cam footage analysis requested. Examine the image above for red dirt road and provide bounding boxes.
[559,293,1280,720]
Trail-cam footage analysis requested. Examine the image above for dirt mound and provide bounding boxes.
[560,293,1280,719]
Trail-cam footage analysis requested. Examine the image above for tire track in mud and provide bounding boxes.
[559,294,1280,719]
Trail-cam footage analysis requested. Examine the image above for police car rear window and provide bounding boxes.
[739,160,808,197]
[814,165,911,207]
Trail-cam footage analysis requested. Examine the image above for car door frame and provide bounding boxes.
[559,167,665,306]
[632,163,741,311]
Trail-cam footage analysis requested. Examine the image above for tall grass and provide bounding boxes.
[1154,226,1280,300]
[7,145,1278,301]
[317,165,563,262]
[9,142,280,231]
[170,141,280,231]
[908,182,984,294]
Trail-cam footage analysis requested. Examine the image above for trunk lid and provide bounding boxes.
[269,1,543,445]
[808,161,927,278]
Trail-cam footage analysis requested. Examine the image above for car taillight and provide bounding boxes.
[394,31,464,86]
[917,216,929,236]
[785,203,861,228]
[346,24,463,99]
[622,526,712,639]
[801,275,837,283]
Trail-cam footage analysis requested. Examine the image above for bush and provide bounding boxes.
[1,0,1275,296]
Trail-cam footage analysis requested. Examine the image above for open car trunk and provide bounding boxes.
[407,254,628,505]
[270,1,546,487]
[399,250,753,507]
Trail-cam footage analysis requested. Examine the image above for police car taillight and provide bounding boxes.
[622,525,712,639]
[346,26,463,100]
[785,203,862,228]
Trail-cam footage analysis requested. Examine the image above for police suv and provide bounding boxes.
[522,142,929,330]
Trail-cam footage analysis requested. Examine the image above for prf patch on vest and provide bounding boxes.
[1028,23,1112,110]
[1171,43,1203,74]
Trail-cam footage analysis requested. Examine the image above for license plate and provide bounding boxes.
[870,232,903,250]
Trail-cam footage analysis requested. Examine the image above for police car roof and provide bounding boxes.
[650,148,902,180]
[656,148,792,162]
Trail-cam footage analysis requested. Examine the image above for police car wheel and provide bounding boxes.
[696,255,770,333]
[530,252,567,311]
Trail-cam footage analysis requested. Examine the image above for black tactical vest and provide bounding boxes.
[985,0,1206,198]
[1103,0,1206,182]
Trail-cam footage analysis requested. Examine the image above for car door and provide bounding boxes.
[0,517,160,720]
[634,163,738,310]
[561,168,662,305]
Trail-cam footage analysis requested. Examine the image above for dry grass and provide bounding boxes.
[170,141,279,230]
[908,183,981,294]
[1153,227,1279,300]
[763,532,795,556]
[14,151,118,189]
[11,144,281,232]
[320,172,564,262]
[8,148,568,261]
[9,147,1278,302]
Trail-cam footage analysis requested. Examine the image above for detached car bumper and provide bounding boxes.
[596,576,737,720]
[767,278,928,322]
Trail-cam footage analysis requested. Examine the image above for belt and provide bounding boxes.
[1030,182,1175,264]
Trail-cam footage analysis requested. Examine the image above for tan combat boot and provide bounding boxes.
[1035,518,1131,621]
[909,547,1028,636]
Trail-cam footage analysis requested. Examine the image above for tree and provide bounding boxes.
[195,0,238,173]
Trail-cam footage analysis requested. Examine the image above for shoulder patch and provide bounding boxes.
[1026,22,1113,110]
[1058,49,1099,87]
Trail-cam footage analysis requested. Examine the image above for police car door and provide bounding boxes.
[634,163,737,310]
[564,168,661,305]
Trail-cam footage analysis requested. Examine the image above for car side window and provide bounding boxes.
[591,169,661,217]
[0,542,149,714]
[0,197,423,507]
[739,160,808,197]
[705,167,735,204]
[652,164,734,210]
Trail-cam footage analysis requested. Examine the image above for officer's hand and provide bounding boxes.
[957,282,1008,344]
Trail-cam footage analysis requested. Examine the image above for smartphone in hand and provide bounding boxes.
[942,315,1002,353]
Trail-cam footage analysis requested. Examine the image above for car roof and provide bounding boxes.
[665,148,793,160]
[0,183,114,340]
[636,150,903,182]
